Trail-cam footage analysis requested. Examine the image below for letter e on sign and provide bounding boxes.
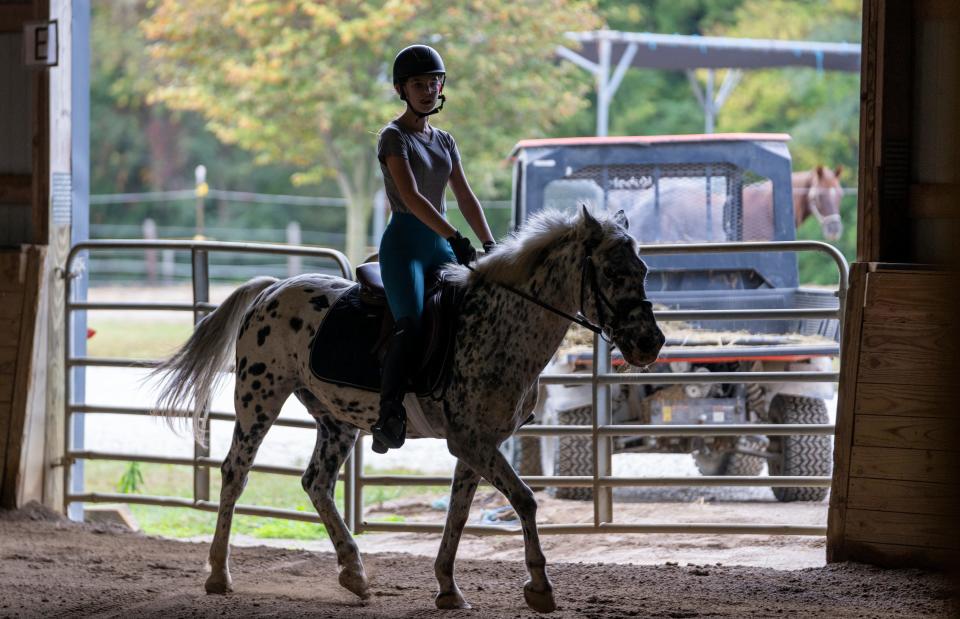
[23,20,58,68]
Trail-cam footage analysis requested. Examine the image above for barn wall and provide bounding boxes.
[828,0,960,570]
[909,1,960,265]
[828,265,960,569]
[0,247,44,509]
[0,1,45,509]
[0,0,72,511]
[0,30,33,245]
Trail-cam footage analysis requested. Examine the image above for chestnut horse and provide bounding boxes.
[616,165,844,244]
[743,165,844,241]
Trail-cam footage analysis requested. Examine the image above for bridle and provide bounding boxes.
[805,181,842,229]
[466,250,624,342]
[578,254,622,342]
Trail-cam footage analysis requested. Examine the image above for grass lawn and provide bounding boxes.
[86,318,194,360]
[84,460,445,540]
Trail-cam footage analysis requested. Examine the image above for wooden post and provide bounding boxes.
[826,263,868,563]
[161,249,175,283]
[143,218,157,284]
[286,221,302,277]
[36,0,73,514]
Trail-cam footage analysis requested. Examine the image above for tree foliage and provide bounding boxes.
[91,0,331,234]
[713,0,861,283]
[555,0,744,137]
[142,0,601,263]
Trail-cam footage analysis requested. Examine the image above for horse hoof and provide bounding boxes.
[205,573,233,595]
[435,588,471,609]
[338,565,370,600]
[523,581,556,614]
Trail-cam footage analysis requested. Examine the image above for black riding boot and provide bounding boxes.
[372,317,418,453]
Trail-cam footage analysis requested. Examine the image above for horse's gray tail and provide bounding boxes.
[148,276,278,444]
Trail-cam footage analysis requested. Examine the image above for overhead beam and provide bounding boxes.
[565,30,861,72]
[559,30,861,136]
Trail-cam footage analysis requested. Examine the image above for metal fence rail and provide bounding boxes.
[63,240,356,525]
[63,239,847,539]
[345,239,847,534]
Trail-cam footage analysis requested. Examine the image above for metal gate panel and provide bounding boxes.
[62,239,847,539]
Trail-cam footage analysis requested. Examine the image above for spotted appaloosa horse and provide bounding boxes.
[150,206,664,613]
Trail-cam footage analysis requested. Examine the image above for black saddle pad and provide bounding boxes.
[309,285,385,392]
[309,277,466,396]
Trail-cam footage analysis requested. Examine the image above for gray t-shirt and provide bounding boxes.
[377,120,460,215]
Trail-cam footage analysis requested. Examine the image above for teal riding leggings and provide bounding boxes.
[379,212,456,323]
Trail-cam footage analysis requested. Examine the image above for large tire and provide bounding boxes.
[767,394,831,502]
[693,436,766,476]
[515,436,543,478]
[550,406,593,501]
[692,451,726,476]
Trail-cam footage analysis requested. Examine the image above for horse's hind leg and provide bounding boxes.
[298,391,368,599]
[205,382,289,594]
[434,459,481,609]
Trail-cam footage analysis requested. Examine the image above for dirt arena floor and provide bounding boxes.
[2,503,957,618]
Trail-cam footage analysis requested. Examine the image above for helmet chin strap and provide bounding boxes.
[399,77,446,118]
[411,94,445,118]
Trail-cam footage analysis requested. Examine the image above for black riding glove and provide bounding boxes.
[447,231,476,266]
[482,240,496,254]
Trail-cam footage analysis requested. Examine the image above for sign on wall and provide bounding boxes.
[22,20,58,68]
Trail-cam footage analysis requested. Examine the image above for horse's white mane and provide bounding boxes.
[446,207,622,288]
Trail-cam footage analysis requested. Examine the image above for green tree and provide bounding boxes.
[91,0,343,236]
[142,0,600,264]
[554,0,746,138]
[712,0,861,282]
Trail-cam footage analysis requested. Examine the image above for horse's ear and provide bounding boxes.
[613,209,629,230]
[834,164,843,179]
[816,165,825,179]
[581,204,601,234]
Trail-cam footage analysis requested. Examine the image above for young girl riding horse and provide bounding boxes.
[374,44,496,453]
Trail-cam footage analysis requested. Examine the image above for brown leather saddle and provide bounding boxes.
[308,263,465,397]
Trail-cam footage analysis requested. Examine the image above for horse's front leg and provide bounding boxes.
[434,459,481,609]
[450,442,556,614]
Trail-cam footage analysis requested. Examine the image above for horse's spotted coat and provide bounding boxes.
[152,207,663,612]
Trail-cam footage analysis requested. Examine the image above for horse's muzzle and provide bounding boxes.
[622,329,665,368]
[823,221,843,241]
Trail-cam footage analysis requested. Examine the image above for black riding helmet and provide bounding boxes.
[392,44,446,117]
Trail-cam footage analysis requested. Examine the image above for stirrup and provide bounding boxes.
[372,438,389,454]
[371,408,406,451]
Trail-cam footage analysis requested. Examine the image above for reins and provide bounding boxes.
[465,253,614,342]
[428,259,607,404]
